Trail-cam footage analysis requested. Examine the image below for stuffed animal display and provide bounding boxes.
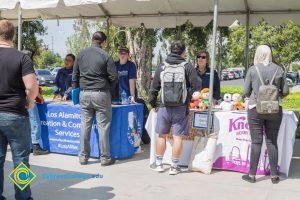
[199,88,209,111]
[190,88,209,111]
[190,91,201,109]
[232,93,244,110]
[219,93,233,111]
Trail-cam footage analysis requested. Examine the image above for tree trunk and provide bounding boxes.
[126,28,153,101]
[217,31,222,78]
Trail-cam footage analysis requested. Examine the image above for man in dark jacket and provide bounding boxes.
[53,54,75,101]
[72,31,118,166]
[149,41,201,175]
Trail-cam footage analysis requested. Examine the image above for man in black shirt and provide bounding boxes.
[72,31,118,166]
[0,20,38,200]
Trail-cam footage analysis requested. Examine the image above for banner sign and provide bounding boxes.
[37,103,144,159]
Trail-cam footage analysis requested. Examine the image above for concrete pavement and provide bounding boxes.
[3,140,300,200]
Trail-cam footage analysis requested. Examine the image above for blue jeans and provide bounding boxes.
[0,112,33,200]
[28,104,41,145]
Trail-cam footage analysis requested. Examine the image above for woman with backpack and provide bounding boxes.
[243,45,289,184]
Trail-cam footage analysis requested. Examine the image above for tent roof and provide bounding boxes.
[0,0,300,28]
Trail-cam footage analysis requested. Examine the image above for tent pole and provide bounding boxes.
[245,11,250,72]
[207,0,219,135]
[106,17,110,52]
[18,2,22,50]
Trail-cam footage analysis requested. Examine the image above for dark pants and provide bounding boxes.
[247,107,283,177]
[0,112,33,200]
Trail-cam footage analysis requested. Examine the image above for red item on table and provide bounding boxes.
[35,87,44,104]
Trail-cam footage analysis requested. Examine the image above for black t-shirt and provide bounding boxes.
[0,47,35,116]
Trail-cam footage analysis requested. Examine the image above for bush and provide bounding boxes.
[42,87,54,98]
[221,86,243,97]
[282,93,300,112]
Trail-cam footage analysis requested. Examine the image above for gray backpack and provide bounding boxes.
[160,61,187,106]
[255,66,280,114]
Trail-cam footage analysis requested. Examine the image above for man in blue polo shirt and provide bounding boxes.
[115,47,137,101]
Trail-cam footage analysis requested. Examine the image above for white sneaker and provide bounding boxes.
[169,166,181,175]
[150,163,164,173]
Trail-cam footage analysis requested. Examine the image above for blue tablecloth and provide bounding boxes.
[37,103,144,159]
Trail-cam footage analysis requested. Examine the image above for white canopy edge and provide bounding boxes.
[0,0,300,27]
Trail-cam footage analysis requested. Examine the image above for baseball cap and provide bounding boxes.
[118,47,130,54]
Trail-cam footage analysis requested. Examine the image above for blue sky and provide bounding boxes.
[40,19,163,64]
[40,20,75,58]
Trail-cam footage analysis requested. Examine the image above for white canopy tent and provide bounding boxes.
[1,0,300,132]
[1,0,300,27]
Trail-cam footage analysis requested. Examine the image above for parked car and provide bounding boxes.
[225,70,236,79]
[36,69,55,86]
[51,67,62,77]
[221,72,230,80]
[233,70,243,79]
[232,71,241,79]
[286,71,299,86]
[47,66,54,72]
[222,71,234,80]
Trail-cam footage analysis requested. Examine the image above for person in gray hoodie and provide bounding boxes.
[243,45,289,184]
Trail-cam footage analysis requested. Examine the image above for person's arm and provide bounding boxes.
[244,68,252,109]
[149,66,162,109]
[21,55,38,108]
[244,68,252,98]
[129,62,137,98]
[107,55,118,86]
[72,55,80,89]
[186,64,202,95]
[23,74,39,108]
[129,80,136,96]
[53,70,60,100]
[213,71,221,101]
[281,71,289,98]
[62,78,73,101]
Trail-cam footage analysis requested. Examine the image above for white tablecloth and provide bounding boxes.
[146,110,298,176]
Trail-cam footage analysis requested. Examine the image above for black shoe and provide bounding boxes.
[33,144,49,156]
[242,174,256,183]
[0,195,6,200]
[79,159,88,165]
[79,156,89,165]
[271,177,280,184]
[101,157,115,166]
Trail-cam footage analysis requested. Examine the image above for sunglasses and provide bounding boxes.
[119,52,129,56]
[197,55,207,59]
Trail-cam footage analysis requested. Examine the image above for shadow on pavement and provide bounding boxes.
[3,161,115,200]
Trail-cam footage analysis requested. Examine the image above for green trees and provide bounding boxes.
[14,20,46,54]
[66,20,93,55]
[161,21,211,63]
[228,20,300,70]
[35,50,64,68]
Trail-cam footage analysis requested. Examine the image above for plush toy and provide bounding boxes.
[190,91,201,109]
[232,93,244,110]
[199,88,209,111]
[220,93,233,111]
